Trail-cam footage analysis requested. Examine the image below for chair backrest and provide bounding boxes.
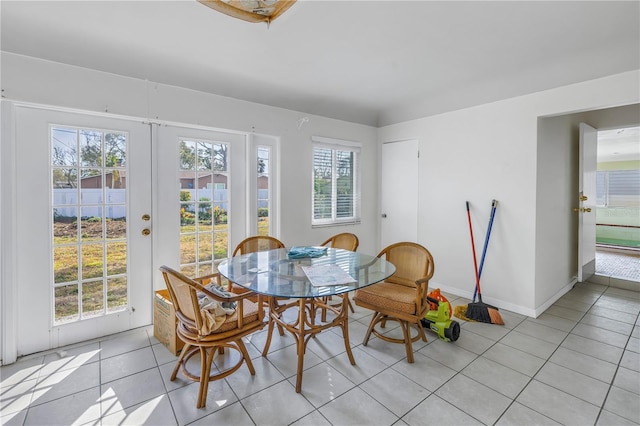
[377,242,434,287]
[232,236,286,256]
[160,266,205,333]
[320,232,359,251]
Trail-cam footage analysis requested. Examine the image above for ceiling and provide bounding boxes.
[1,1,639,127]
[598,126,640,163]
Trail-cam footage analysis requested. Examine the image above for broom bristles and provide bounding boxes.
[465,300,505,325]
[465,302,492,323]
[453,305,472,321]
[488,306,504,325]
[454,303,505,324]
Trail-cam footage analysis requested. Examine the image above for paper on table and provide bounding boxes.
[301,264,356,287]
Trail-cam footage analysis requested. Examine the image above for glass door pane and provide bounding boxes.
[257,145,270,236]
[51,126,128,324]
[250,134,278,238]
[179,139,229,276]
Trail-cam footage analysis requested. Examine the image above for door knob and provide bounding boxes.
[142,228,151,236]
[142,214,151,221]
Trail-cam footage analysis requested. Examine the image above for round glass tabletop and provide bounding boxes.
[218,247,395,298]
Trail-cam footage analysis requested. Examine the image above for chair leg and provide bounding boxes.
[198,346,214,408]
[237,339,256,375]
[263,297,287,357]
[270,297,285,336]
[309,300,318,327]
[321,295,354,322]
[346,296,355,313]
[320,297,328,322]
[363,312,382,346]
[262,315,275,357]
[171,343,191,381]
[399,320,415,363]
[417,320,428,342]
[340,297,356,366]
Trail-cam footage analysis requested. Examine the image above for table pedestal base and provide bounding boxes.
[262,296,356,393]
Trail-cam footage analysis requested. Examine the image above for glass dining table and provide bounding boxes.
[217,247,396,393]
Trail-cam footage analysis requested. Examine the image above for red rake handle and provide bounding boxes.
[466,201,483,301]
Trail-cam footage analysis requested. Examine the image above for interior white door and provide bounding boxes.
[380,139,419,248]
[578,122,598,282]
[13,106,152,355]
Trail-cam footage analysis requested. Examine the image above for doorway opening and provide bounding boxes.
[595,125,640,282]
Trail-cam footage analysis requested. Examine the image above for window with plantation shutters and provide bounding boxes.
[596,169,640,207]
[312,136,361,226]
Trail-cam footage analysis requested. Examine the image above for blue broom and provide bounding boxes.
[464,201,504,325]
[473,199,498,303]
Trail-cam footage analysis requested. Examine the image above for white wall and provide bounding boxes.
[0,52,379,253]
[378,70,640,317]
[2,51,639,321]
[535,113,576,311]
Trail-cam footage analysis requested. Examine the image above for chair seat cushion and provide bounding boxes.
[218,299,261,332]
[181,299,262,337]
[355,282,417,315]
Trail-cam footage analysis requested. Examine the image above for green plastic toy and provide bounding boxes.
[421,296,461,342]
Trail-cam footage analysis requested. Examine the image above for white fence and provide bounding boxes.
[53,189,126,218]
[52,188,267,219]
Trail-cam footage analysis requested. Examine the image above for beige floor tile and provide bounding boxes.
[3,277,639,426]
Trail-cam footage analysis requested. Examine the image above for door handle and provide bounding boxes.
[573,207,592,213]
[381,213,387,218]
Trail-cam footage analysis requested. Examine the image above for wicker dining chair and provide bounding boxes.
[353,242,434,363]
[228,235,286,296]
[233,235,286,257]
[320,232,359,252]
[318,233,359,321]
[229,235,288,339]
[160,266,265,408]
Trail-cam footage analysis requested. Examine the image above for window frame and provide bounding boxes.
[249,134,279,237]
[596,169,640,208]
[311,136,361,227]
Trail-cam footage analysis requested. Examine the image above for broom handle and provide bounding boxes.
[466,201,483,302]
[474,199,498,301]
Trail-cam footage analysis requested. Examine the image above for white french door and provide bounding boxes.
[12,106,152,355]
[6,106,262,359]
[154,125,247,277]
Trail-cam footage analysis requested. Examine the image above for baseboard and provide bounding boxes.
[533,278,577,318]
[431,272,636,320]
[432,280,538,318]
[591,274,640,292]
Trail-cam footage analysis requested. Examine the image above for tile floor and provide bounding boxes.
[1,280,639,426]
